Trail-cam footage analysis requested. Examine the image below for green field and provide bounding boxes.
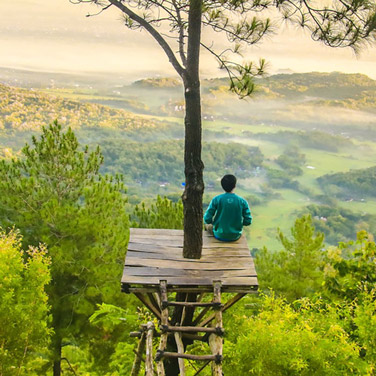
[201,118,376,249]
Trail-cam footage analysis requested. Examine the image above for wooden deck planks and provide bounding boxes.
[122,228,258,293]
[123,267,256,277]
[123,274,258,286]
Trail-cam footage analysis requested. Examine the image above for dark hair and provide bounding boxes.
[221,174,237,192]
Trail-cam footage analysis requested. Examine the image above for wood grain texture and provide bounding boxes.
[122,229,258,293]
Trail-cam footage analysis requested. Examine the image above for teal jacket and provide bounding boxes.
[203,192,252,241]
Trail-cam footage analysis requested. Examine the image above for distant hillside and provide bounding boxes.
[1,71,375,140]
[0,83,173,132]
[206,72,376,104]
[132,77,181,88]
[132,72,376,112]
[255,72,376,109]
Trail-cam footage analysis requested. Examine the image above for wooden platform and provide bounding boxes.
[121,228,258,293]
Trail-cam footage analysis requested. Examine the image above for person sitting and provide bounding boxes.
[204,174,252,241]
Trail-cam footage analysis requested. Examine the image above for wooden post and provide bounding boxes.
[146,321,155,376]
[209,282,223,376]
[174,331,186,375]
[131,331,146,376]
[156,281,168,376]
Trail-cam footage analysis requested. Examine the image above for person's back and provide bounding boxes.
[204,175,252,241]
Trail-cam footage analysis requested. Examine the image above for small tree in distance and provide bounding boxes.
[70,0,376,259]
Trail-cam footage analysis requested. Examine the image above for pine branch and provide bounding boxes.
[108,0,186,78]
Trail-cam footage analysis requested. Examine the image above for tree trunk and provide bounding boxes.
[52,334,62,376]
[182,0,204,260]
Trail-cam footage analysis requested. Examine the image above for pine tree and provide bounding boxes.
[256,215,324,301]
[0,121,130,375]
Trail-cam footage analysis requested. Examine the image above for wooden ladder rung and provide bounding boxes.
[160,325,224,335]
[155,350,222,363]
[162,301,222,309]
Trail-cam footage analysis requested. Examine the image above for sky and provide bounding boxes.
[1,0,376,82]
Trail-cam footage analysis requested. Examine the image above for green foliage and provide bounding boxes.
[305,204,376,244]
[0,229,51,375]
[266,168,300,190]
[132,195,183,229]
[276,145,306,176]
[89,303,138,331]
[323,231,376,301]
[0,122,130,369]
[87,303,139,375]
[244,193,262,207]
[100,139,263,187]
[353,289,376,368]
[224,295,367,375]
[256,215,324,301]
[318,165,376,199]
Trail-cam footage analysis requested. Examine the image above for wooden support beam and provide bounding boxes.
[130,331,142,338]
[135,292,161,320]
[181,333,206,342]
[179,293,188,326]
[174,332,186,375]
[198,293,246,328]
[156,281,168,376]
[192,306,211,326]
[156,352,219,362]
[163,301,222,309]
[209,281,223,376]
[197,292,206,302]
[193,360,211,375]
[145,321,154,376]
[160,325,224,335]
[131,331,146,376]
[148,292,160,312]
[153,292,161,308]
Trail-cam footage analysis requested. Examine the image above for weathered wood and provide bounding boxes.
[125,257,254,270]
[192,306,212,326]
[199,293,246,327]
[153,292,161,308]
[124,275,258,287]
[122,229,258,294]
[192,360,211,375]
[156,281,168,376]
[161,325,223,334]
[163,301,222,308]
[131,331,146,376]
[181,333,206,342]
[131,228,183,236]
[126,249,252,260]
[127,286,258,294]
[148,293,160,313]
[127,243,250,255]
[209,282,223,376]
[134,293,161,320]
[174,332,186,375]
[130,331,142,338]
[158,352,218,361]
[145,322,154,376]
[123,266,256,278]
[129,239,248,249]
